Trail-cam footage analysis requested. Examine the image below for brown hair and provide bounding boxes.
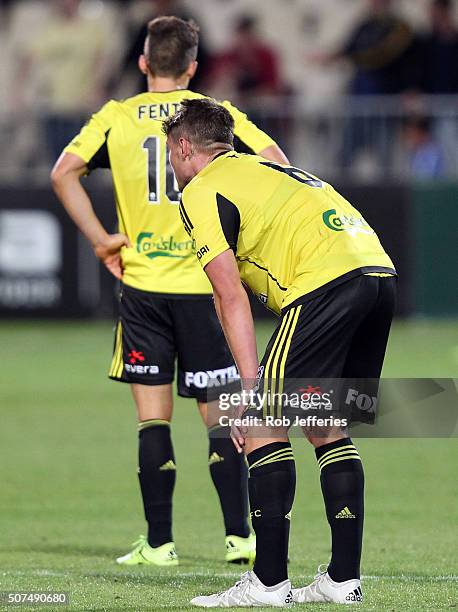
[145,16,199,78]
[162,98,235,150]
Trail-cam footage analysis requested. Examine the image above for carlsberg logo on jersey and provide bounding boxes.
[185,366,240,389]
[322,209,374,236]
[136,232,193,260]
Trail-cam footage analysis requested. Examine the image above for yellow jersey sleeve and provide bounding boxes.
[221,100,276,154]
[180,185,231,269]
[64,100,119,169]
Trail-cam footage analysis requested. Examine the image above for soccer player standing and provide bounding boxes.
[51,17,288,567]
[163,99,396,606]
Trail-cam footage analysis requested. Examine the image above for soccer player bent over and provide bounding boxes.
[163,99,396,606]
[51,17,288,567]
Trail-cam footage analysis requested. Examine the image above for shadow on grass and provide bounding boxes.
[2,542,229,566]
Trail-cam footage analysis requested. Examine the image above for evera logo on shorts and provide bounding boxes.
[125,363,160,375]
[322,209,374,236]
[185,366,239,389]
[125,350,159,375]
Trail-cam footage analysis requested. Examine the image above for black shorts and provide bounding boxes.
[109,284,238,401]
[253,274,397,424]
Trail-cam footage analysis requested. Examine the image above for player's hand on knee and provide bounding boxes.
[230,403,248,454]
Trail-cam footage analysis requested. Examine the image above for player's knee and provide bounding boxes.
[305,428,348,449]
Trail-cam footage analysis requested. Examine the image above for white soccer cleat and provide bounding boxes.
[190,571,293,607]
[293,566,362,604]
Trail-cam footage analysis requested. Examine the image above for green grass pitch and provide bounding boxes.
[1,319,457,611]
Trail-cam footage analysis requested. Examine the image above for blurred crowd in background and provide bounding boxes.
[0,0,457,182]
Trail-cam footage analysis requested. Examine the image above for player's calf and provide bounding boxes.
[247,441,296,587]
[314,437,364,583]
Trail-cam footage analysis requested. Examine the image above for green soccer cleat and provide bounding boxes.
[115,535,179,566]
[225,533,256,564]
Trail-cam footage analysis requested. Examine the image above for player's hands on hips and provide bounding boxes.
[94,233,130,280]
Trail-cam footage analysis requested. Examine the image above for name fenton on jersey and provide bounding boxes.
[138,103,181,120]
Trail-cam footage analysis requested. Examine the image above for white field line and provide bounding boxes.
[178,574,458,582]
[1,570,457,582]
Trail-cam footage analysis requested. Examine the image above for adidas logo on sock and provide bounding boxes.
[208,452,224,465]
[335,506,356,519]
[159,460,176,471]
[346,586,363,602]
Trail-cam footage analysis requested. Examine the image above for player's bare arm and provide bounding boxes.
[258,144,289,165]
[204,249,259,451]
[204,250,258,385]
[51,152,130,279]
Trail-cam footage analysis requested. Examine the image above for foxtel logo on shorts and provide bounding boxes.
[345,388,377,413]
[185,366,239,389]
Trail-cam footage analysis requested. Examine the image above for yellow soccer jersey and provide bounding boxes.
[64,90,276,294]
[180,153,396,315]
